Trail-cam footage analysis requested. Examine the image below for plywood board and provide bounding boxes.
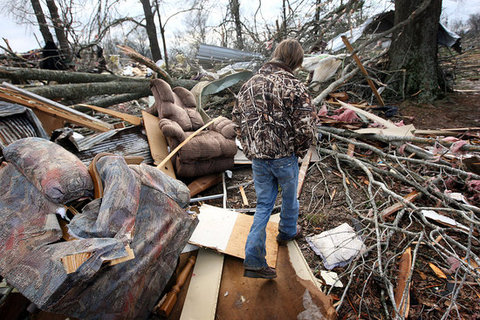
[179,249,224,320]
[225,213,279,268]
[189,205,279,267]
[141,111,176,178]
[215,247,336,320]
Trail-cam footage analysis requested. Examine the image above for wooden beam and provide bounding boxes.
[297,147,313,199]
[188,173,223,197]
[380,191,421,219]
[75,103,142,126]
[0,87,113,132]
[341,36,385,107]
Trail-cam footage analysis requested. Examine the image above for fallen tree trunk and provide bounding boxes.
[26,81,151,100]
[84,92,149,108]
[0,66,148,84]
[24,79,198,101]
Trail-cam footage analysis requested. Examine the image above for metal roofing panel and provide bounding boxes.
[196,44,264,64]
[75,126,153,165]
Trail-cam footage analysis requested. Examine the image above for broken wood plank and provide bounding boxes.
[61,244,135,274]
[188,173,223,197]
[61,252,92,274]
[380,191,421,219]
[142,111,176,178]
[394,247,412,319]
[75,103,142,126]
[297,147,313,199]
[342,36,385,107]
[0,84,113,132]
[239,186,249,206]
[179,249,224,320]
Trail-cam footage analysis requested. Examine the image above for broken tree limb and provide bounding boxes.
[117,45,172,84]
[319,126,480,153]
[0,66,148,84]
[157,116,221,170]
[84,92,149,108]
[341,36,385,107]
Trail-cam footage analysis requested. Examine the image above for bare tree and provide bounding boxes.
[229,0,244,49]
[30,0,54,45]
[388,0,442,102]
[139,0,162,61]
[45,0,71,60]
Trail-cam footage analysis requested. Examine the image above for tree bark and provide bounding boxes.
[388,0,441,102]
[23,79,198,101]
[26,81,151,101]
[229,0,244,50]
[0,66,148,84]
[30,0,54,45]
[139,0,162,62]
[45,0,71,61]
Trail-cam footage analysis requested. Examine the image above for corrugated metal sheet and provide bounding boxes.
[0,102,49,148]
[196,44,263,65]
[75,126,153,165]
[0,102,27,117]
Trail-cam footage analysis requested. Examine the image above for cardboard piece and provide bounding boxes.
[188,204,279,268]
[141,111,176,178]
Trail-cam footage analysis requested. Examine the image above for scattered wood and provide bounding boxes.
[0,83,113,132]
[393,247,412,319]
[188,173,223,197]
[239,186,249,206]
[297,147,313,199]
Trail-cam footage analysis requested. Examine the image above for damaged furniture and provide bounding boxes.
[151,79,237,178]
[0,137,197,319]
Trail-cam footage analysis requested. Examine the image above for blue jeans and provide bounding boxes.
[244,154,299,270]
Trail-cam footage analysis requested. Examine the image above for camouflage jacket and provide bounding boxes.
[232,62,314,160]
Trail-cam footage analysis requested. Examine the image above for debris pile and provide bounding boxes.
[0,138,197,319]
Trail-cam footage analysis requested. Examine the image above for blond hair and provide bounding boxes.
[271,39,304,70]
